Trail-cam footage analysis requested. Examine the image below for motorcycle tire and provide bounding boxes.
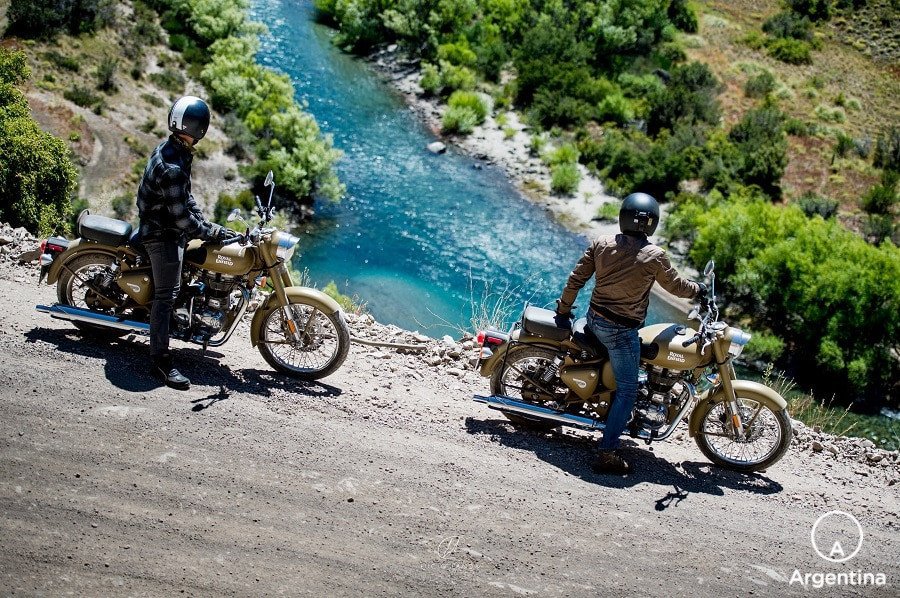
[489,345,567,432]
[694,396,793,472]
[257,300,350,380]
[56,252,128,338]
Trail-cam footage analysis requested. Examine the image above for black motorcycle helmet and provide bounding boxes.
[619,192,660,236]
[167,96,210,142]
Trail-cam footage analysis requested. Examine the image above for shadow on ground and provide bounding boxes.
[464,417,782,508]
[24,327,342,407]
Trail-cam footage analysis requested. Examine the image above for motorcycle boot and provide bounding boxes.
[152,353,191,390]
[591,450,631,475]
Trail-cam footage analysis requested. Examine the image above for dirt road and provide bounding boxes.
[0,242,897,596]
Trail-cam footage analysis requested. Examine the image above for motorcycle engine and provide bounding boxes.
[174,273,240,342]
[633,366,684,431]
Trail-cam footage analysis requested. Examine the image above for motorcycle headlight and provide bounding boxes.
[727,328,752,358]
[275,232,300,261]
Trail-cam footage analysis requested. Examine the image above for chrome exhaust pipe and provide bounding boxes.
[36,304,149,334]
[473,394,608,431]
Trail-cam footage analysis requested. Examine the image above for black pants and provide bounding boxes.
[145,239,184,358]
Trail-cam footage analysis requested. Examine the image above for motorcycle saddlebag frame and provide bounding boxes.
[521,306,571,341]
[78,212,133,246]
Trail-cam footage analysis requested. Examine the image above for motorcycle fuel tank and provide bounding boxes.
[184,239,256,276]
[639,323,704,370]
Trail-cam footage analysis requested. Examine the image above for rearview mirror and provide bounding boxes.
[226,208,242,223]
[704,260,715,277]
[264,170,274,187]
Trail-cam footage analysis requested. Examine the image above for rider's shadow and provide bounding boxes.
[24,327,343,403]
[464,417,783,507]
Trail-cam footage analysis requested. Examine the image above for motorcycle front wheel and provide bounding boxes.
[490,346,569,431]
[257,301,349,380]
[695,395,793,472]
[56,252,128,338]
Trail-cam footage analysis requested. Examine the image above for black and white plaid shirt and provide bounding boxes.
[136,135,219,243]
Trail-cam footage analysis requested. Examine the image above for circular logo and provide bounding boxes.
[811,511,863,563]
[436,536,460,559]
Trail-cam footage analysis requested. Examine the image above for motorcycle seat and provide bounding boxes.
[572,317,609,359]
[78,212,133,246]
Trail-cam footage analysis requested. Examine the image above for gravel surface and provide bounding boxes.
[0,225,897,596]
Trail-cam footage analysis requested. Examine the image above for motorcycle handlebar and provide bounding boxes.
[221,235,244,246]
[682,334,700,348]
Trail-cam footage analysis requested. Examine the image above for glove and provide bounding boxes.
[696,282,710,307]
[209,223,236,241]
[555,299,574,319]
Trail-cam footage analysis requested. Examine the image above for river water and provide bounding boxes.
[250,0,677,333]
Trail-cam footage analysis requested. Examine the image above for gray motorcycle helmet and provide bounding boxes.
[167,95,210,142]
[619,192,660,236]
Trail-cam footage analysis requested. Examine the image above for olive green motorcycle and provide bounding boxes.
[474,261,792,472]
[35,171,350,380]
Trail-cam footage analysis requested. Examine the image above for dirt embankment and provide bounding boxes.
[0,227,897,596]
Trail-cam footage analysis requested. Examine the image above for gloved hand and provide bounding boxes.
[555,299,573,319]
[209,223,237,241]
[696,282,710,307]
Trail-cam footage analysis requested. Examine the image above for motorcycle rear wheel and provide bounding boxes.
[490,346,569,431]
[257,301,350,380]
[695,396,792,472]
[56,252,128,338]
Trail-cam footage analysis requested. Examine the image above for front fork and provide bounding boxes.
[270,263,304,343]
[713,344,746,439]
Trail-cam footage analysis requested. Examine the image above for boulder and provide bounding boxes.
[427,141,447,154]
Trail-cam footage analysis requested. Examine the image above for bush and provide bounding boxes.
[550,162,580,195]
[668,0,699,33]
[43,51,80,72]
[437,41,477,67]
[763,11,814,41]
[767,38,813,64]
[0,49,79,235]
[647,62,721,135]
[873,126,900,172]
[547,143,579,166]
[439,61,476,93]
[814,104,846,123]
[63,85,101,108]
[744,331,785,363]
[96,56,117,92]
[441,105,478,134]
[447,90,488,123]
[6,0,114,38]
[419,62,441,95]
[149,67,185,94]
[596,202,619,221]
[796,192,839,218]
[784,118,811,136]
[727,105,788,195]
[834,131,854,157]
[596,92,634,124]
[860,170,898,215]
[213,190,255,226]
[788,0,832,21]
[744,71,776,98]
[111,194,134,219]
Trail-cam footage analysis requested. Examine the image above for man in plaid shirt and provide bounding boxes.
[137,96,230,390]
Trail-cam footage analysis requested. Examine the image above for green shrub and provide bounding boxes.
[763,11,814,41]
[744,331,785,362]
[63,85,101,108]
[784,118,811,136]
[447,90,488,123]
[814,104,846,123]
[834,131,854,158]
[149,67,185,94]
[860,170,898,215]
[43,51,80,72]
[597,92,634,124]
[420,62,441,95]
[547,143,579,166]
[96,56,117,92]
[788,0,832,21]
[668,0,699,33]
[744,71,776,98]
[550,162,580,195]
[439,61,476,93]
[213,190,255,226]
[437,41,477,67]
[726,105,788,195]
[647,62,721,135]
[111,194,134,219]
[0,49,79,235]
[141,92,165,108]
[596,202,619,221]
[873,126,900,172]
[441,105,478,134]
[796,192,839,218]
[6,0,113,38]
[767,38,813,64]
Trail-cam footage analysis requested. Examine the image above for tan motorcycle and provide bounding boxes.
[35,171,350,380]
[474,261,792,472]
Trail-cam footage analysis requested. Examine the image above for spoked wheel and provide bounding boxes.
[695,395,792,472]
[257,301,350,380]
[56,253,128,337]
[490,346,569,431]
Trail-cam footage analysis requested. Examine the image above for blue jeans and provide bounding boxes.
[587,311,640,450]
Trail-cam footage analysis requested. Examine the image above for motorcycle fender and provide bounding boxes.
[687,379,788,438]
[46,240,121,284]
[250,286,342,347]
[478,333,558,377]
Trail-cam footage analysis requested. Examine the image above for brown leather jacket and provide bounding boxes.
[558,233,700,328]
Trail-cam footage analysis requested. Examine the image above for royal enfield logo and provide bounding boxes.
[788,510,887,589]
[126,283,141,293]
[215,254,233,266]
[667,351,685,363]
[572,378,587,389]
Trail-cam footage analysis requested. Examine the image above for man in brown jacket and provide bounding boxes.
[556,193,706,475]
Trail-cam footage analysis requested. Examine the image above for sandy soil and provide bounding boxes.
[0,232,897,597]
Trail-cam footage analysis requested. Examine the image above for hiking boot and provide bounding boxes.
[591,450,631,475]
[152,354,191,391]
